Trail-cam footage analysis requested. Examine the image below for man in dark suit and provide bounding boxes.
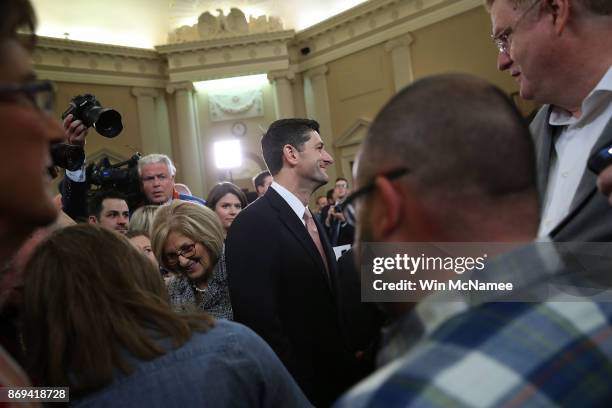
[487,0,612,241]
[226,119,359,407]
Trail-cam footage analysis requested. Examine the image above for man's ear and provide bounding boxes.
[545,0,570,35]
[370,176,402,239]
[282,144,299,167]
[88,216,98,225]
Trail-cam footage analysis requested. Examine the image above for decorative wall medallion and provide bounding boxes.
[198,54,207,64]
[114,60,123,71]
[248,49,257,58]
[273,46,281,56]
[223,52,232,61]
[208,89,264,122]
[61,56,71,67]
[88,58,98,69]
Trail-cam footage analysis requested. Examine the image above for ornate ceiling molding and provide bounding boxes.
[30,0,481,87]
[32,37,167,88]
[156,30,295,82]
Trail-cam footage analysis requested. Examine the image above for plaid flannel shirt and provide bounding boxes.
[335,242,612,407]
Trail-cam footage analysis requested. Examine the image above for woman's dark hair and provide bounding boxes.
[22,225,214,396]
[206,182,248,211]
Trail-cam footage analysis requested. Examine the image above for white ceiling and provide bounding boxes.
[31,0,369,49]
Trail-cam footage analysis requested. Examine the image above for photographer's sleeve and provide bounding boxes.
[60,173,88,220]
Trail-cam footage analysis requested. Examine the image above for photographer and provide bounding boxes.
[322,177,354,247]
[59,114,90,220]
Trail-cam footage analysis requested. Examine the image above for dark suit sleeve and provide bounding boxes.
[60,176,88,220]
[225,210,299,374]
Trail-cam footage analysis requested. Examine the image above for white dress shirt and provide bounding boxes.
[270,181,307,226]
[538,66,612,237]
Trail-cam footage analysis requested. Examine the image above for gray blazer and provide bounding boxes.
[532,105,612,241]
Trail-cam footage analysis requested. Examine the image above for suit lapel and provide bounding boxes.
[265,189,334,290]
[532,105,555,202]
[551,116,612,237]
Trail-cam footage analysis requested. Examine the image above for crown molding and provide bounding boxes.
[31,0,481,86]
[293,0,482,72]
[33,36,167,87]
[155,30,295,54]
[35,36,159,59]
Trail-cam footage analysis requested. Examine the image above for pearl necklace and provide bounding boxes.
[193,285,207,293]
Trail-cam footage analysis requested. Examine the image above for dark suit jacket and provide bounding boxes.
[226,187,358,407]
[532,106,612,241]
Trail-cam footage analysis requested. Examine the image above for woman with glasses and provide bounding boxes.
[22,225,310,407]
[151,200,233,320]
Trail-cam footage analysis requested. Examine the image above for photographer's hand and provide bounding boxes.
[63,114,88,146]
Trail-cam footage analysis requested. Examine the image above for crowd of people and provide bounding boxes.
[1,0,611,406]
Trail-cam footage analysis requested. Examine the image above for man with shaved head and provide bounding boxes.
[334,74,612,407]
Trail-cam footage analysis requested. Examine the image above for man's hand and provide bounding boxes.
[329,205,346,223]
[63,114,88,147]
[597,165,612,206]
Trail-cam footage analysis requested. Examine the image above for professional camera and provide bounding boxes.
[87,153,144,210]
[51,95,124,171]
[61,94,123,138]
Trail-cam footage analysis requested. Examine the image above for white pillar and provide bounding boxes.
[166,82,205,199]
[131,87,160,155]
[303,64,337,184]
[384,34,415,92]
[268,70,295,119]
[155,94,173,159]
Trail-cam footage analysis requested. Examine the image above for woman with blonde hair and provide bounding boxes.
[128,205,158,234]
[151,200,232,320]
[22,224,310,407]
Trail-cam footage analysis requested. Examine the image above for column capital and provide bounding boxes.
[166,81,195,94]
[131,87,160,98]
[303,65,328,80]
[384,34,415,52]
[267,69,295,83]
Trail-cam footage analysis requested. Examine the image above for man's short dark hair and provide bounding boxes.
[261,119,320,175]
[335,177,348,185]
[252,170,271,190]
[0,0,36,46]
[87,189,128,219]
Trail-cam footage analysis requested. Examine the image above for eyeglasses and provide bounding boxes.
[491,0,541,55]
[164,243,196,267]
[341,168,410,227]
[0,80,55,114]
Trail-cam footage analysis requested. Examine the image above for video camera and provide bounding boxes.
[87,153,144,210]
[51,94,123,171]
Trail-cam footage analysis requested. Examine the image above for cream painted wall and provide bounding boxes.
[325,42,395,185]
[53,82,142,162]
[411,7,512,88]
[319,5,538,194]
